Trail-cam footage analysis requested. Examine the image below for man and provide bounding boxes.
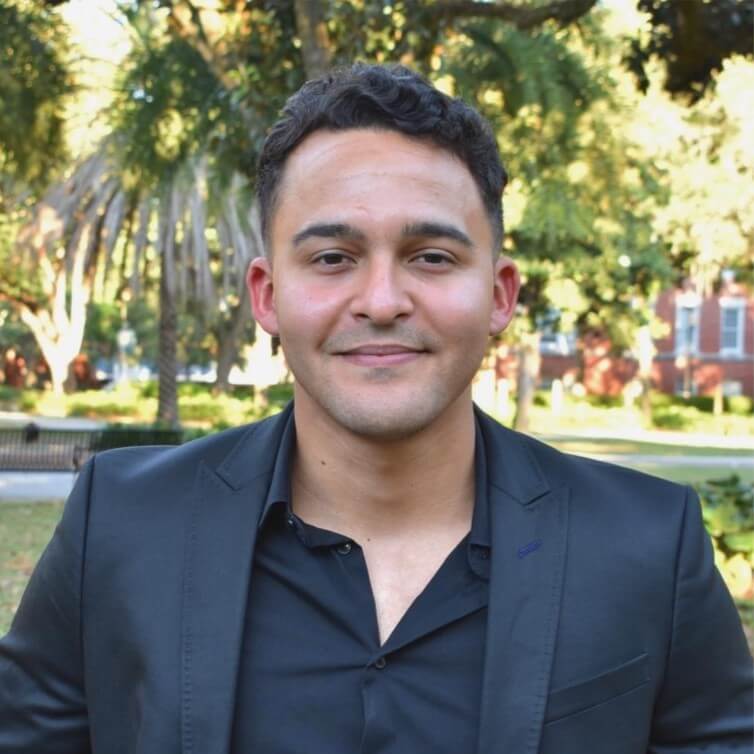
[1,63,751,753]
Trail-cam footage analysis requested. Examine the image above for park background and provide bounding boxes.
[0,0,752,645]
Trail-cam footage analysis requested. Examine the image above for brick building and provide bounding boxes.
[654,277,754,398]
[496,275,754,399]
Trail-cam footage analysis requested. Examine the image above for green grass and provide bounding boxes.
[0,502,64,636]
[627,463,754,486]
[543,437,754,458]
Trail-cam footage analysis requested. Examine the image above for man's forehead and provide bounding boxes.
[266,127,494,254]
[282,128,465,181]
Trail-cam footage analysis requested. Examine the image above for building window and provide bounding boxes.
[719,298,745,356]
[674,302,700,355]
[722,380,743,397]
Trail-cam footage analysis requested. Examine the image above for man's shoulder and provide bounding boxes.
[477,410,690,516]
[89,407,289,489]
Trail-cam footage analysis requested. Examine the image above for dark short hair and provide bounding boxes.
[256,63,507,253]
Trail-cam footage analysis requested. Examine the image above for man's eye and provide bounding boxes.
[314,252,350,266]
[415,252,452,265]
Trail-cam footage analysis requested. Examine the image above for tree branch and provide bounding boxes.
[0,285,42,314]
[434,0,599,29]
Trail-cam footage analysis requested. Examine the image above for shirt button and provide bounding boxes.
[336,541,352,555]
[374,656,387,669]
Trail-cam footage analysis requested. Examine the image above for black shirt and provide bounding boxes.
[232,413,491,753]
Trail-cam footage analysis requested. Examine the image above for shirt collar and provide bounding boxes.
[258,407,296,529]
[258,408,491,553]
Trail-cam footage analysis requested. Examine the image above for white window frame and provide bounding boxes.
[674,297,701,356]
[719,297,745,357]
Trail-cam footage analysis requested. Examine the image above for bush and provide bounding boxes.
[697,475,754,599]
[265,383,294,407]
[585,394,623,408]
[94,424,183,451]
[532,390,550,407]
[0,385,21,410]
[139,380,158,399]
[726,395,753,416]
[651,404,695,430]
[179,395,228,423]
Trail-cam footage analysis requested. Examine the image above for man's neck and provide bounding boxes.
[290,393,476,544]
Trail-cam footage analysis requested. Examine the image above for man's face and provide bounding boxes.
[248,128,519,440]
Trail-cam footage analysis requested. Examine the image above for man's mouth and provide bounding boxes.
[337,344,426,367]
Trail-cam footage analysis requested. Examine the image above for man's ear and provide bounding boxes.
[247,256,279,336]
[489,255,520,336]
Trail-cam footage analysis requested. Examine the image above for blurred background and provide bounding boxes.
[0,0,752,638]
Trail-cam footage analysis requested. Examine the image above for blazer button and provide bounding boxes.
[336,541,352,555]
[374,656,387,669]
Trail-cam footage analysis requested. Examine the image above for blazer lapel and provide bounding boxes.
[180,406,292,754]
[476,412,569,754]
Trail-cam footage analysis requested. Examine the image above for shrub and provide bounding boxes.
[139,380,158,399]
[533,391,550,407]
[0,385,20,410]
[726,395,753,416]
[585,394,623,408]
[697,475,754,599]
[265,383,294,406]
[95,424,183,451]
[651,404,694,430]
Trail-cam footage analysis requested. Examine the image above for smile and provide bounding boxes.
[337,345,426,367]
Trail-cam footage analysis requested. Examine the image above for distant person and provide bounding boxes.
[71,353,97,390]
[1,63,751,753]
[2,348,27,388]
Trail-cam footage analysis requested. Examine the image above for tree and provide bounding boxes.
[0,152,127,393]
[101,0,605,425]
[627,0,753,100]
[10,0,749,424]
[0,0,74,190]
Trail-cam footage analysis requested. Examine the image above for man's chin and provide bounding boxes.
[315,397,453,443]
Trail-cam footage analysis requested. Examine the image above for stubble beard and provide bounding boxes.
[282,324,487,441]
[290,357,481,443]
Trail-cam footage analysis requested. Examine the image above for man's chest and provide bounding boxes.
[230,514,489,753]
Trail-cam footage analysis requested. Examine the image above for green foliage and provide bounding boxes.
[93,423,183,451]
[698,474,754,599]
[111,2,303,189]
[444,16,675,345]
[727,396,753,416]
[0,0,74,189]
[651,393,753,417]
[628,0,753,99]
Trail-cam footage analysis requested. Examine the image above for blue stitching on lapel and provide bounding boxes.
[517,539,542,559]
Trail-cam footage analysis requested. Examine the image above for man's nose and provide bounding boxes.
[349,261,414,324]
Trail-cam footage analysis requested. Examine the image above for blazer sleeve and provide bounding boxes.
[649,486,754,753]
[0,459,93,753]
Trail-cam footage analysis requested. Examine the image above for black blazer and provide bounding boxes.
[1,405,752,753]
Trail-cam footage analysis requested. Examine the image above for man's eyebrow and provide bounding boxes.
[292,223,367,246]
[401,222,472,247]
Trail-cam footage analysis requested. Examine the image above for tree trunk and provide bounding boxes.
[293,0,332,78]
[636,324,655,425]
[513,331,541,433]
[16,281,89,395]
[157,261,179,427]
[213,288,253,395]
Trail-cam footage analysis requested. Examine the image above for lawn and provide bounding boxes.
[0,501,63,635]
[541,436,754,458]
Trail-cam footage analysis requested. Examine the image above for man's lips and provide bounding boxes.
[336,344,426,367]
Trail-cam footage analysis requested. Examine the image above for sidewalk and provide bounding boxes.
[0,471,75,501]
[0,411,105,431]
